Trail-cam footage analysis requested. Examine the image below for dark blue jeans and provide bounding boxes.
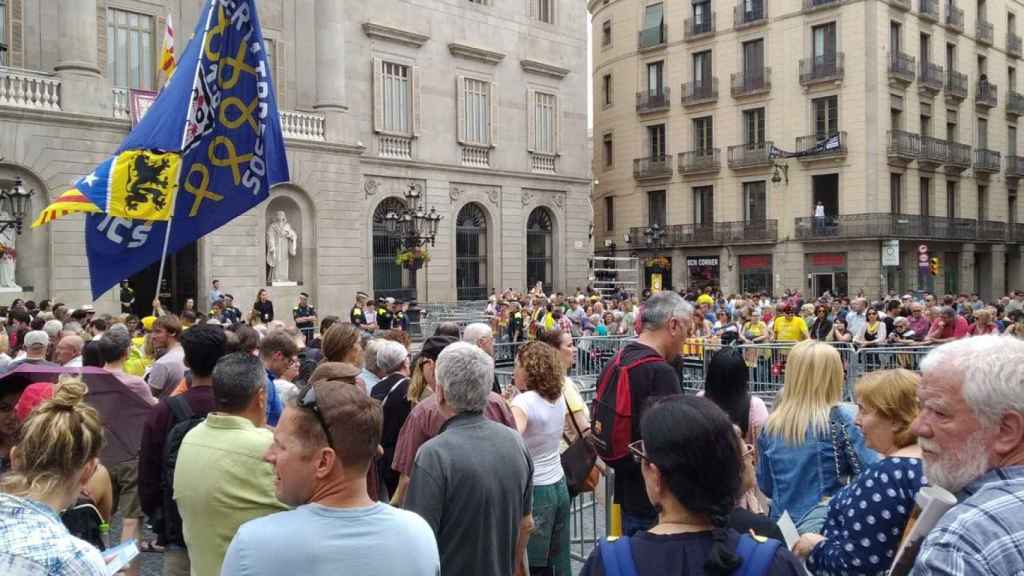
[621,511,658,537]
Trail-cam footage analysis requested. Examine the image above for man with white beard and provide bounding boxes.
[911,335,1024,575]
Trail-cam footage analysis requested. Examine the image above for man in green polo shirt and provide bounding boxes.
[173,353,288,576]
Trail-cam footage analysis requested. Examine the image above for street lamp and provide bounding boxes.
[0,177,33,235]
[382,183,442,249]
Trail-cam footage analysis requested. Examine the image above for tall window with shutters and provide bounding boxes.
[532,0,555,23]
[373,58,421,159]
[0,0,7,66]
[457,75,498,167]
[528,90,558,173]
[107,8,155,89]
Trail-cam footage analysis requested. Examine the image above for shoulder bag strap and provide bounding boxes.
[381,376,410,407]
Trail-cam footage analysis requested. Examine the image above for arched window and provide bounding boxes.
[372,197,416,301]
[456,203,488,301]
[526,207,554,293]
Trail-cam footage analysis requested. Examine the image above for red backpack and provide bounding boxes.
[590,350,664,463]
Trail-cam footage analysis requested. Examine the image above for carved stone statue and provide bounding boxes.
[0,211,19,290]
[266,210,297,283]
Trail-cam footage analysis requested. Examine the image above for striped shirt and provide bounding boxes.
[913,466,1024,575]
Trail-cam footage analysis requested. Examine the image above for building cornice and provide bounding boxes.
[520,59,571,79]
[362,155,591,186]
[448,42,506,65]
[361,22,430,48]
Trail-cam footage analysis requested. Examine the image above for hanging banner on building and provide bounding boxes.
[129,89,158,127]
[770,133,844,159]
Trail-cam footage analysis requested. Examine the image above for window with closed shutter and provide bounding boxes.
[0,0,7,66]
[532,92,557,154]
[107,8,155,89]
[813,96,839,139]
[459,77,493,146]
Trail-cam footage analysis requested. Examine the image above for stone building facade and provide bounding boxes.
[0,0,592,315]
[591,0,1024,301]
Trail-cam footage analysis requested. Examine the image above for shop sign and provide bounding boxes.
[882,240,900,267]
[739,255,771,269]
[811,253,845,267]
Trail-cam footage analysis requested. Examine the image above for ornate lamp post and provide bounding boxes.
[0,177,33,235]
[383,183,442,250]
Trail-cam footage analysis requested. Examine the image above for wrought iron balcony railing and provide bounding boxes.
[887,130,920,161]
[678,149,722,174]
[919,0,939,20]
[629,220,778,247]
[803,0,842,12]
[734,0,767,28]
[919,136,948,165]
[974,148,1001,173]
[1007,155,1024,179]
[795,131,848,158]
[633,155,673,179]
[684,13,716,40]
[795,213,979,241]
[946,141,971,170]
[731,68,771,97]
[944,4,964,32]
[1009,33,1023,58]
[638,24,668,50]
[977,19,994,45]
[636,87,671,113]
[1008,91,1024,117]
[727,141,774,168]
[976,81,998,108]
[681,78,719,105]
[945,70,968,100]
[800,53,844,85]
[889,52,916,84]
[979,220,1008,242]
[920,62,944,92]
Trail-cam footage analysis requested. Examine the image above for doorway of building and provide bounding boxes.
[127,242,199,317]
[813,273,834,298]
[812,174,839,221]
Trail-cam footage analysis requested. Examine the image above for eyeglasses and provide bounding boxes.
[628,439,649,464]
[296,383,334,449]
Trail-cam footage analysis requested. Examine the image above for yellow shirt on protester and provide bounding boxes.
[772,316,809,342]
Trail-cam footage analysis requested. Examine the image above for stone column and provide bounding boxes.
[54,0,110,115]
[989,244,1007,301]
[959,244,976,295]
[314,0,348,143]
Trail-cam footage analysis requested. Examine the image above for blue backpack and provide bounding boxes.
[600,533,782,576]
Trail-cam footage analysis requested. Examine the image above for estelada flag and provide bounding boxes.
[159,14,176,84]
[31,189,100,228]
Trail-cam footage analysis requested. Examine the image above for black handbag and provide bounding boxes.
[561,398,598,494]
[829,406,863,484]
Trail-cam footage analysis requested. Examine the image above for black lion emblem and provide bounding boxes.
[125,154,172,213]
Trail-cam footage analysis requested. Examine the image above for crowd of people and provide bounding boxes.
[0,282,1022,575]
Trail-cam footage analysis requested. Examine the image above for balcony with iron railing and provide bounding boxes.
[888,52,916,85]
[636,87,671,114]
[1009,33,1023,58]
[795,213,979,241]
[734,0,767,28]
[638,23,668,51]
[919,135,948,166]
[919,0,940,20]
[1013,223,1024,243]
[887,130,920,163]
[803,0,843,12]
[633,155,673,179]
[890,0,911,10]
[731,68,771,97]
[681,78,718,106]
[976,80,998,108]
[977,19,994,45]
[944,3,964,32]
[796,131,848,160]
[1008,91,1024,117]
[979,220,1008,242]
[727,141,774,169]
[800,53,844,85]
[684,13,716,40]
[629,220,778,247]
[678,149,722,175]
[945,141,971,171]
[1007,156,1024,179]
[945,70,968,101]
[975,148,1001,174]
[919,62,944,93]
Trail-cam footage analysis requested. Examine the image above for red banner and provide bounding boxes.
[811,253,845,267]
[739,255,771,269]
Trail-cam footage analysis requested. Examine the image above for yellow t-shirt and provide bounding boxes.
[773,316,808,341]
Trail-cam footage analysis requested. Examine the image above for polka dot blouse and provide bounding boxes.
[807,457,926,576]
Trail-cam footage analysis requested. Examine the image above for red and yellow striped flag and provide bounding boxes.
[159,14,176,84]
[31,189,101,228]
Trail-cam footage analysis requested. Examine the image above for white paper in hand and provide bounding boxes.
[777,511,800,550]
[102,540,140,576]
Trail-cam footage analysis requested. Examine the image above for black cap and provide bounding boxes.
[415,335,457,364]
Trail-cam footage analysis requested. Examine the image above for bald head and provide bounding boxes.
[55,334,84,365]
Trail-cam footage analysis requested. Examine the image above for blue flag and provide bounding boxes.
[86,0,288,300]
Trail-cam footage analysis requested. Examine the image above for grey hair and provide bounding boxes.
[435,341,493,414]
[363,338,383,374]
[920,335,1024,427]
[462,323,493,346]
[640,291,694,332]
[212,352,267,413]
[43,319,63,339]
[940,306,957,318]
[376,340,408,374]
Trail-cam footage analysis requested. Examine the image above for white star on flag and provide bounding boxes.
[81,172,98,188]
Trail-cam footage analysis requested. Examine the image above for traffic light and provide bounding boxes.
[929,257,940,276]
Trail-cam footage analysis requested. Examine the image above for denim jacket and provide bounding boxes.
[756,403,879,523]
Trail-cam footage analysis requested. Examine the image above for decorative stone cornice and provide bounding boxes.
[362,22,430,48]
[520,59,570,79]
[448,43,506,65]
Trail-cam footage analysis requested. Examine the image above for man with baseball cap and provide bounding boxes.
[222,376,439,576]
[6,330,57,371]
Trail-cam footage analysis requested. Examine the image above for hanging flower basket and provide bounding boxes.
[645,255,670,269]
[0,245,16,260]
[396,247,431,271]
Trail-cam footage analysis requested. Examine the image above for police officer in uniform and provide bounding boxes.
[293,292,317,343]
[377,297,395,330]
[119,280,136,315]
[392,300,407,331]
[351,291,369,326]
[509,302,526,342]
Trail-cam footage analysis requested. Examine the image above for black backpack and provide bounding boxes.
[157,396,205,547]
[61,496,106,551]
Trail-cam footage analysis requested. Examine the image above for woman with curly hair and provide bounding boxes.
[511,341,569,575]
